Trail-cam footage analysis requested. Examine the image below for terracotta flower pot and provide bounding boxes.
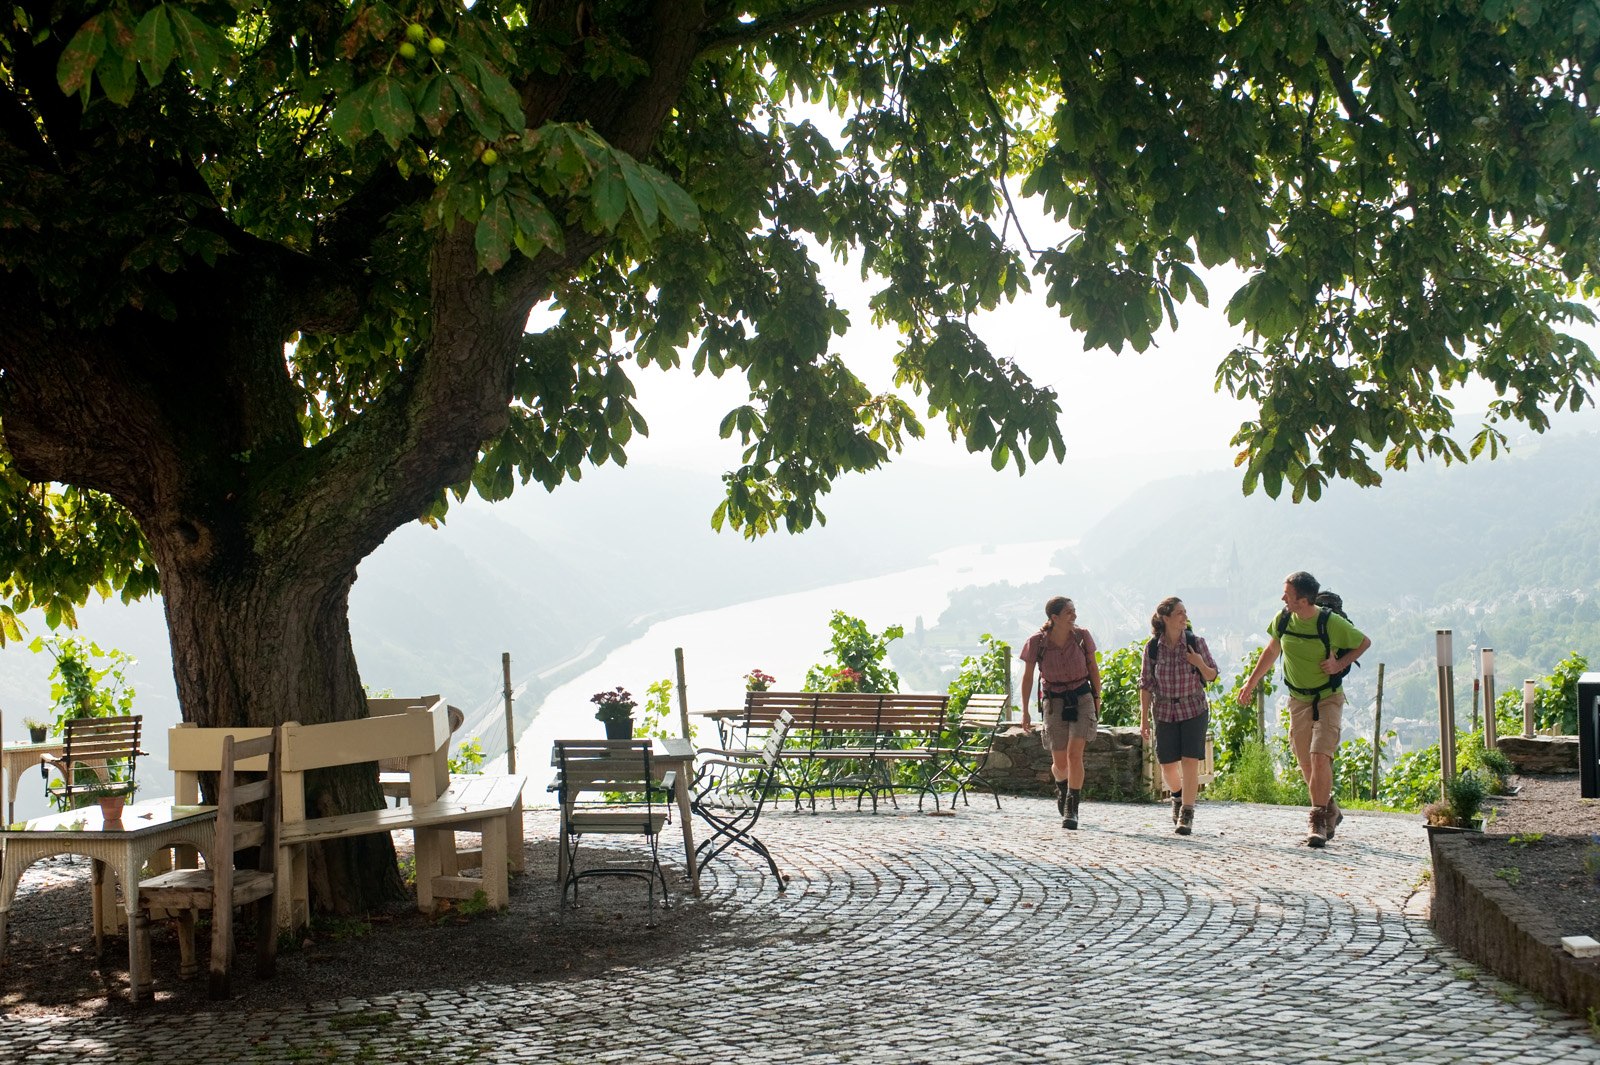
[97,793,127,822]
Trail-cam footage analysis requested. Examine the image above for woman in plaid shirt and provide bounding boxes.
[1138,597,1219,836]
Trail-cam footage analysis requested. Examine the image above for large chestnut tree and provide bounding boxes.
[3,0,1596,910]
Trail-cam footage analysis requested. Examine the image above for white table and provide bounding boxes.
[0,800,216,1003]
[2,740,66,825]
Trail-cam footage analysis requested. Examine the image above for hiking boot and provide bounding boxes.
[1307,806,1329,849]
[1170,793,1183,826]
[1064,789,1081,830]
[1054,779,1070,817]
[1325,798,1344,841]
[1176,805,1195,836]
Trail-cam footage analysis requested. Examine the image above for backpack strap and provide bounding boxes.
[1276,607,1339,719]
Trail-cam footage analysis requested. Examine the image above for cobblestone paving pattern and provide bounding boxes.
[3,799,1598,1064]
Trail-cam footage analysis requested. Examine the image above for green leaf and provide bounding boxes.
[475,194,514,272]
[369,77,416,148]
[617,155,659,236]
[330,81,378,145]
[57,15,107,97]
[590,167,629,230]
[506,186,563,257]
[166,4,221,87]
[417,74,455,136]
[96,44,138,106]
[133,6,176,86]
[469,54,525,130]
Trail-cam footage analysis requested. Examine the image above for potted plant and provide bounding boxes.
[744,668,775,693]
[22,716,49,744]
[1424,770,1488,835]
[79,780,137,823]
[591,686,637,741]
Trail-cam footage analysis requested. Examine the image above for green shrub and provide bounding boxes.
[1446,769,1488,826]
[1207,740,1286,804]
[1096,642,1142,727]
[1381,743,1441,811]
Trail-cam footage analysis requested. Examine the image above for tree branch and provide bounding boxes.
[700,0,910,56]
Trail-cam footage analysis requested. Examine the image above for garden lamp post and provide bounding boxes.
[1481,648,1497,750]
[1437,629,1456,795]
[1469,642,1479,732]
[1524,679,1538,738]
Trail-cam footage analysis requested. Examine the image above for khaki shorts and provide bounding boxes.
[1040,696,1099,750]
[1288,690,1345,759]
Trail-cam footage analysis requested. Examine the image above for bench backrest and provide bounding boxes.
[744,691,948,737]
[168,723,276,804]
[279,705,452,824]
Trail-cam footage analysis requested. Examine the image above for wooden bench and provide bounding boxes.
[168,705,525,932]
[277,706,525,931]
[731,691,950,812]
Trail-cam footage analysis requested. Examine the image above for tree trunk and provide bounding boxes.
[156,532,408,914]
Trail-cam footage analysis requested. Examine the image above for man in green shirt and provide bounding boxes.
[1239,571,1371,848]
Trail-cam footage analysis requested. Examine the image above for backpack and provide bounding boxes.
[1145,629,1202,677]
[1273,591,1359,694]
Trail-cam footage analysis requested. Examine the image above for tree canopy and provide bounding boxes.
[3,0,1597,672]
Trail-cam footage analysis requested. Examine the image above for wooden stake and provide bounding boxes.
[501,652,516,773]
[674,647,691,740]
[1370,662,1385,801]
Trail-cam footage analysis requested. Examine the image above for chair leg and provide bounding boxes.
[174,910,199,979]
[208,900,235,1000]
[255,897,277,979]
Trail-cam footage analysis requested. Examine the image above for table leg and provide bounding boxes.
[676,769,698,895]
[117,854,144,1004]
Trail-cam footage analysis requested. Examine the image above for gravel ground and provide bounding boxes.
[0,812,732,1018]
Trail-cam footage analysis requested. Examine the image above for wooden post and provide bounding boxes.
[1370,662,1385,801]
[501,652,516,773]
[1482,648,1497,750]
[1255,685,1267,741]
[1437,630,1455,799]
[1003,648,1014,722]
[674,647,692,740]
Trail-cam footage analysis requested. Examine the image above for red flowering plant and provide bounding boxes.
[827,667,863,693]
[590,686,637,725]
[744,668,775,692]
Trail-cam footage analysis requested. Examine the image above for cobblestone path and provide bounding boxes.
[3,798,1597,1064]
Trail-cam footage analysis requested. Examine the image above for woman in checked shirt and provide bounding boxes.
[1138,597,1219,836]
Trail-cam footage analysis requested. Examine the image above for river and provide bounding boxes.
[504,538,1071,791]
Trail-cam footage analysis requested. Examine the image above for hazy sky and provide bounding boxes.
[618,220,1569,480]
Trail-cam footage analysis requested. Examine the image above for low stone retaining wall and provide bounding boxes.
[982,724,1148,801]
[1429,831,1600,1016]
[1498,735,1580,774]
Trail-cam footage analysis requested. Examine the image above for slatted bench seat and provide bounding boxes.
[277,706,526,931]
[731,691,950,812]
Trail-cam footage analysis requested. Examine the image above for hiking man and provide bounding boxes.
[1238,571,1371,847]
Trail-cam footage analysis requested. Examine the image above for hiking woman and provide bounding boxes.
[1018,596,1102,830]
[1138,597,1219,836]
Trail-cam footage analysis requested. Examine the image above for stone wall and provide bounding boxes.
[1429,831,1600,1017]
[981,725,1149,801]
[1498,735,1580,774]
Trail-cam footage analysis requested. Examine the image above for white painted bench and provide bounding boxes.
[167,704,525,932]
[277,705,525,931]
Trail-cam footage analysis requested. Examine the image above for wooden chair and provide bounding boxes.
[41,715,144,804]
[691,709,793,890]
[552,740,675,925]
[137,730,280,998]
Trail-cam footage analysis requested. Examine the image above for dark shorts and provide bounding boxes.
[1155,711,1209,764]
